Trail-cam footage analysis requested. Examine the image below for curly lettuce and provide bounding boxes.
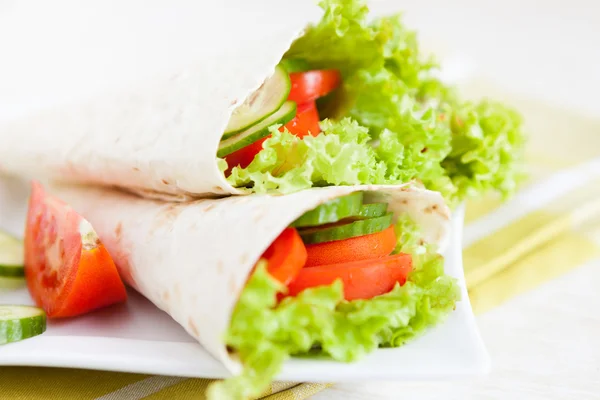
[284,0,380,74]
[443,100,527,200]
[338,69,457,198]
[208,217,460,399]
[226,119,392,193]
[225,0,526,203]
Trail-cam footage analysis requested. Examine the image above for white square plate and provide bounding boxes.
[0,199,489,382]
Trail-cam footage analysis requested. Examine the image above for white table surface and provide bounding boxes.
[315,260,600,399]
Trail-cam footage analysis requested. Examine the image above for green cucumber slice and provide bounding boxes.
[0,231,24,278]
[0,277,26,290]
[292,192,364,228]
[0,305,47,345]
[223,66,291,138]
[218,101,296,157]
[299,213,393,245]
[358,203,388,219]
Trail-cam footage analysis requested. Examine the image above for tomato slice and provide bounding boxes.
[223,69,338,172]
[286,254,412,301]
[24,181,127,318]
[263,228,307,285]
[224,101,321,172]
[281,101,321,138]
[305,225,397,267]
[223,136,267,173]
[288,70,341,104]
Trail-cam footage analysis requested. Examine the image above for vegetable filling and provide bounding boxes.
[210,193,460,399]
[218,0,526,205]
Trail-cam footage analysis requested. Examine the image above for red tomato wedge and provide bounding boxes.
[224,101,321,172]
[223,135,267,172]
[281,101,321,138]
[305,225,397,267]
[288,70,342,104]
[24,181,127,318]
[287,253,413,301]
[263,228,307,285]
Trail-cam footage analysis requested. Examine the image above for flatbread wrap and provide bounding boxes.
[34,182,460,398]
[0,0,525,202]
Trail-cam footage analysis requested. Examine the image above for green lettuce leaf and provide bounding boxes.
[209,218,460,399]
[223,0,526,202]
[442,100,527,200]
[226,0,523,203]
[225,119,392,193]
[338,68,457,198]
[284,0,380,75]
[290,0,525,203]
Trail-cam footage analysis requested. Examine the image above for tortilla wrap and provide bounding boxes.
[43,183,451,373]
[0,0,321,199]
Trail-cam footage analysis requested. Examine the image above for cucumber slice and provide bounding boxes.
[0,277,26,290]
[0,231,24,278]
[299,213,393,245]
[0,305,47,345]
[358,203,388,219]
[223,66,291,138]
[218,101,296,157]
[292,194,389,228]
[292,193,364,228]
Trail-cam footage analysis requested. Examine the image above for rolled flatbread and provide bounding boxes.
[0,177,458,397]
[49,183,452,373]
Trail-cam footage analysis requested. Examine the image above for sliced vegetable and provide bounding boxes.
[287,253,413,300]
[0,305,47,345]
[281,101,321,138]
[292,192,364,228]
[358,203,388,219]
[0,277,26,290]
[305,225,396,267]
[288,70,341,104]
[263,228,307,285]
[298,213,393,245]
[0,231,24,278]
[225,118,390,194]
[217,212,460,399]
[223,66,291,138]
[24,181,127,318]
[223,135,268,172]
[218,101,297,158]
[224,101,321,172]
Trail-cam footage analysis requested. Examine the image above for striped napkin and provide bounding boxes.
[1,99,599,399]
[465,159,600,314]
[462,89,600,314]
